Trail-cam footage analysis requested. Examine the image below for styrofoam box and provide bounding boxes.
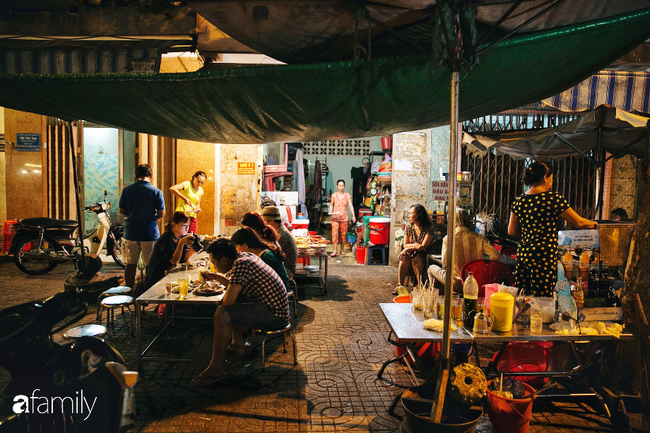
[580,307,623,322]
[279,191,299,206]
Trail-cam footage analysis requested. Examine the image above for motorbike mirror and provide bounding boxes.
[104,190,108,198]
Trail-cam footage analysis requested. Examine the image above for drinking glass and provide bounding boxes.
[178,277,189,300]
[437,297,445,319]
[530,309,543,332]
[452,296,464,323]
[165,282,173,298]
[423,292,437,319]
[410,288,423,310]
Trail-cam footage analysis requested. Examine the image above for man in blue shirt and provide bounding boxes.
[119,164,165,288]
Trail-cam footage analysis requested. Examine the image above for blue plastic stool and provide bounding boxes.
[366,245,388,266]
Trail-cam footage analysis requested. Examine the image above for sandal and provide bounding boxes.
[330,253,338,258]
[190,373,228,388]
[340,252,346,256]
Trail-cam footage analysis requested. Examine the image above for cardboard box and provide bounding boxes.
[580,307,623,322]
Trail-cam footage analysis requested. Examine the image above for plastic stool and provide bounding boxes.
[98,295,135,336]
[249,323,298,371]
[96,286,131,321]
[64,324,108,340]
[366,245,388,266]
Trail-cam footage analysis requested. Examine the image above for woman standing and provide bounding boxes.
[144,212,195,291]
[508,161,596,297]
[397,204,435,293]
[330,179,356,257]
[170,171,206,234]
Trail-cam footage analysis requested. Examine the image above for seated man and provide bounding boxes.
[262,206,298,278]
[610,207,628,221]
[428,209,506,294]
[191,238,290,387]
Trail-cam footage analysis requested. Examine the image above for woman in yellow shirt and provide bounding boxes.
[170,171,206,234]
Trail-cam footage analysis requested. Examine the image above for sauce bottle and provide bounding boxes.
[574,277,584,309]
[561,246,573,273]
[463,272,479,329]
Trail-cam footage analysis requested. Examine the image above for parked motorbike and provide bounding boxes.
[9,191,125,276]
[0,286,137,433]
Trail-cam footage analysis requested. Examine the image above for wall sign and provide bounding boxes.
[237,162,255,175]
[0,134,4,152]
[431,181,450,201]
[17,133,41,152]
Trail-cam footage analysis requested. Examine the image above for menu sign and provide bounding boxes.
[431,181,449,201]
[237,162,255,175]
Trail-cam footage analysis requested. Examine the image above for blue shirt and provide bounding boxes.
[119,180,165,241]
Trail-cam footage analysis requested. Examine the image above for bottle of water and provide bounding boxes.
[463,272,479,328]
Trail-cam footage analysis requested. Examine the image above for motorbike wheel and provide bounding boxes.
[107,231,126,268]
[13,236,61,275]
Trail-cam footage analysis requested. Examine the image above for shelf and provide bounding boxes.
[376,177,392,183]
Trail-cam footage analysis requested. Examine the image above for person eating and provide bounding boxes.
[191,238,289,387]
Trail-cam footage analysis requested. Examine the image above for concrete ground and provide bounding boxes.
[0,251,627,432]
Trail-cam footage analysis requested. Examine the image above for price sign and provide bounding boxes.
[237,162,255,175]
[431,181,449,201]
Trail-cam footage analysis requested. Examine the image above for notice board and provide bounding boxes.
[17,133,41,152]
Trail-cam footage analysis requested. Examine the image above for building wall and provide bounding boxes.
[175,140,216,235]
[83,127,119,228]
[390,130,432,265]
[3,109,44,220]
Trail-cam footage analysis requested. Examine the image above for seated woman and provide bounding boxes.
[143,211,196,292]
[428,209,503,294]
[241,212,286,263]
[397,204,435,293]
[230,227,289,290]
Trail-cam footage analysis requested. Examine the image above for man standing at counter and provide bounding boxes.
[191,238,290,387]
[508,161,596,297]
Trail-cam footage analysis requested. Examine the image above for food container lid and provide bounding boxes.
[369,217,390,223]
[490,292,514,304]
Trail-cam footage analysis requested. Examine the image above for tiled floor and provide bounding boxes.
[0,255,622,432]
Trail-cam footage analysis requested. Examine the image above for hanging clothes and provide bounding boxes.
[296,148,305,204]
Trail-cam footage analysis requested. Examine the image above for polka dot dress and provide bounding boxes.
[512,191,570,296]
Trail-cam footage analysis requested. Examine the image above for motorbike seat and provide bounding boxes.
[21,217,79,229]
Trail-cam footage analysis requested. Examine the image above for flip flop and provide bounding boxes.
[340,252,346,256]
[330,253,338,258]
[190,373,228,388]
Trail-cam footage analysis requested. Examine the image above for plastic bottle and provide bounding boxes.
[574,277,584,309]
[579,248,590,271]
[561,246,573,273]
[463,272,479,328]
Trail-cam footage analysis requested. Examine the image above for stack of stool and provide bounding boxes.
[97,286,135,336]
[366,244,388,265]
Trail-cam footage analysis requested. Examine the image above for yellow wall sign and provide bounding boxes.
[237,162,256,175]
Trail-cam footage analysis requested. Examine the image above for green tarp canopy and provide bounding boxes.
[0,8,649,144]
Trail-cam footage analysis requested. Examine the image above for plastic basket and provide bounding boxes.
[492,342,552,385]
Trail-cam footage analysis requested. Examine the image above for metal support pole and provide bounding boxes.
[431,68,460,423]
[68,123,86,275]
[596,126,605,220]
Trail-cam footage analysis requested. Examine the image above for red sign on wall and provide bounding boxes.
[237,162,255,175]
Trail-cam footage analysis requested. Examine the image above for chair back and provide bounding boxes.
[460,259,514,298]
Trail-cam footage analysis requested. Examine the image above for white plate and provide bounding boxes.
[304,265,320,273]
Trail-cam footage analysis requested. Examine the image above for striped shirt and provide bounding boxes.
[229,252,290,322]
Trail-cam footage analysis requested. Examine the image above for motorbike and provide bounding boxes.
[0,286,137,433]
[9,191,125,276]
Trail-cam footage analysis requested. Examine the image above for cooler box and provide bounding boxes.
[358,208,372,220]
[362,216,373,246]
[293,220,309,230]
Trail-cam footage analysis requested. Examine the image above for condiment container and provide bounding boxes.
[490,292,514,332]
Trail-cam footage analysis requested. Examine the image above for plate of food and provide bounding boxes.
[194,286,224,297]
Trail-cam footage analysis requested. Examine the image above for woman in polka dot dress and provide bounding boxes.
[508,161,596,296]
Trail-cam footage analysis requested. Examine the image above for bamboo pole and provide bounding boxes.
[431,68,460,422]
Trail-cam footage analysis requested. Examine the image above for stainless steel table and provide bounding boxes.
[294,252,329,294]
[135,268,224,371]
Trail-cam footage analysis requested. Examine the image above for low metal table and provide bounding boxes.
[135,268,224,371]
[294,252,329,294]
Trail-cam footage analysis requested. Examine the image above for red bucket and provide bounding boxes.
[356,246,366,264]
[381,135,392,151]
[369,217,390,245]
[487,381,536,433]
